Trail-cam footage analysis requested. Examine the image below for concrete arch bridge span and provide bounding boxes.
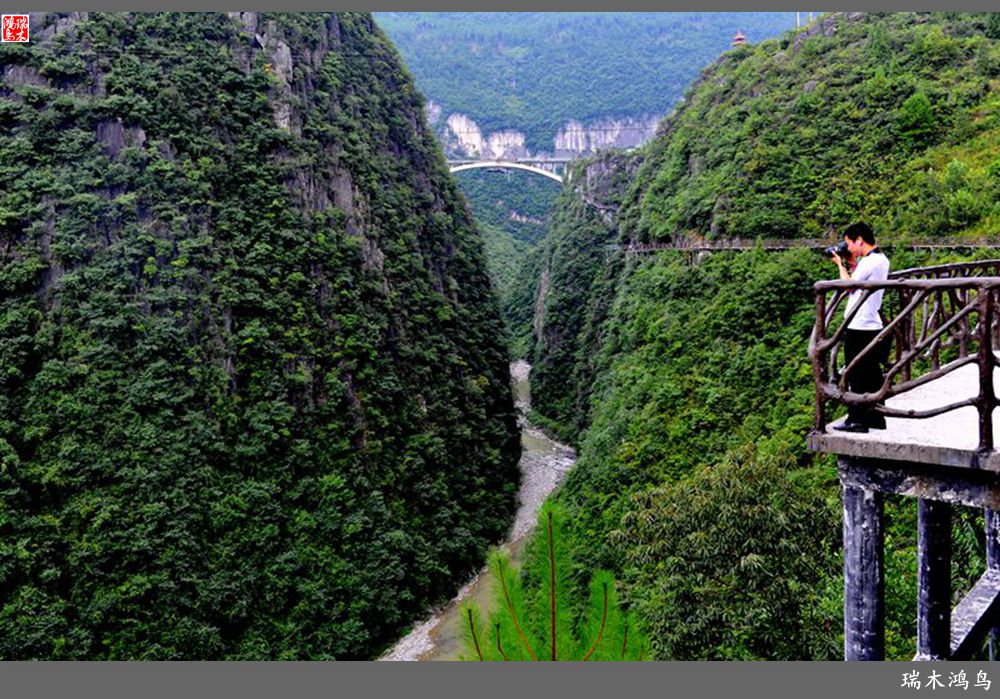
[447,160,565,183]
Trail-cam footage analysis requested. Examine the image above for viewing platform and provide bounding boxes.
[810,358,1000,472]
[808,260,1000,661]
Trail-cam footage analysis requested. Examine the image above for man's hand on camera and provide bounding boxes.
[832,251,852,281]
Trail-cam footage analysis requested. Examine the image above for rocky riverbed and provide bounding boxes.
[380,361,576,661]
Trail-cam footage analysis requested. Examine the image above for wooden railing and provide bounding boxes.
[809,260,1000,454]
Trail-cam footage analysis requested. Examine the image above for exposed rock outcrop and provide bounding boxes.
[441,111,664,159]
[554,115,661,157]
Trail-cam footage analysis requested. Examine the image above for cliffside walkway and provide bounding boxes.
[808,259,1000,661]
[614,238,1000,255]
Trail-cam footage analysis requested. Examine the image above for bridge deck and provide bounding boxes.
[809,355,1000,471]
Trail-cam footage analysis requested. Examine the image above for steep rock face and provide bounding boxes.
[424,99,443,125]
[443,112,485,156]
[0,12,519,659]
[442,112,661,159]
[530,151,642,434]
[553,115,661,156]
[443,113,528,159]
[486,129,528,159]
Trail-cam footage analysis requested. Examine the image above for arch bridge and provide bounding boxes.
[446,158,570,183]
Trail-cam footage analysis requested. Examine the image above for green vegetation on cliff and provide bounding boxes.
[530,152,640,436]
[0,12,519,659]
[456,170,558,359]
[456,169,558,246]
[523,12,1000,659]
[628,12,1000,241]
[375,12,798,152]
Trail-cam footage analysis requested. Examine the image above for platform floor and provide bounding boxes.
[809,357,1000,471]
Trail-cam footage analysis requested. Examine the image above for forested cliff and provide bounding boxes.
[375,12,798,155]
[628,12,1000,241]
[0,12,520,658]
[524,12,1000,659]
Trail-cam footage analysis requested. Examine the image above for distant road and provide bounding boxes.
[445,157,575,166]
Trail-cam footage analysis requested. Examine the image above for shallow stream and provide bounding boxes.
[380,361,576,661]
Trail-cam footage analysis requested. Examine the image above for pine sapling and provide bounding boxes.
[461,503,649,661]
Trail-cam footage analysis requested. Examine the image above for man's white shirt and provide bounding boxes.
[844,250,890,330]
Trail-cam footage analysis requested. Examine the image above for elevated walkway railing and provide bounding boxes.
[809,260,1000,455]
[618,236,1000,255]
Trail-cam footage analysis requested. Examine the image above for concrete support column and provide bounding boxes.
[917,499,951,660]
[843,484,885,661]
[986,509,1000,659]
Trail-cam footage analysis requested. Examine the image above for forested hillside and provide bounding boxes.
[457,169,559,356]
[529,151,641,439]
[375,12,798,153]
[628,12,1000,241]
[456,169,558,247]
[522,12,1000,659]
[0,12,520,659]
[376,13,800,362]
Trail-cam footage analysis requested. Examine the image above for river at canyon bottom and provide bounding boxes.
[379,360,576,661]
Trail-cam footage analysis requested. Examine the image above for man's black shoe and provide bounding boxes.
[833,422,869,433]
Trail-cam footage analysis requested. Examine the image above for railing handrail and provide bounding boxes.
[814,277,1000,292]
[810,261,1000,456]
[891,259,1000,279]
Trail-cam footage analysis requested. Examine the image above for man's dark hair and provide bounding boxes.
[843,222,875,245]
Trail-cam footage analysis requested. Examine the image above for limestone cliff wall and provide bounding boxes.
[440,112,662,159]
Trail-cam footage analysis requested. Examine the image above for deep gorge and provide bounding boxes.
[6,11,1000,661]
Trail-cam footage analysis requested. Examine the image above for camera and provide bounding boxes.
[824,240,850,259]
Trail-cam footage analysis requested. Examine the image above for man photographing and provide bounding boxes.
[830,222,890,433]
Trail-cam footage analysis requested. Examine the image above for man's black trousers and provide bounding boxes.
[843,328,887,428]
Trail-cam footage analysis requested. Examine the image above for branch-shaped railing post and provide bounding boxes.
[813,290,827,432]
[899,288,912,383]
[994,287,1000,349]
[978,285,995,456]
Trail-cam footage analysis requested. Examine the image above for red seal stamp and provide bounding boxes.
[2,15,29,42]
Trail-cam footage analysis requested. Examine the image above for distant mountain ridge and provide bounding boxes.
[375,12,799,157]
